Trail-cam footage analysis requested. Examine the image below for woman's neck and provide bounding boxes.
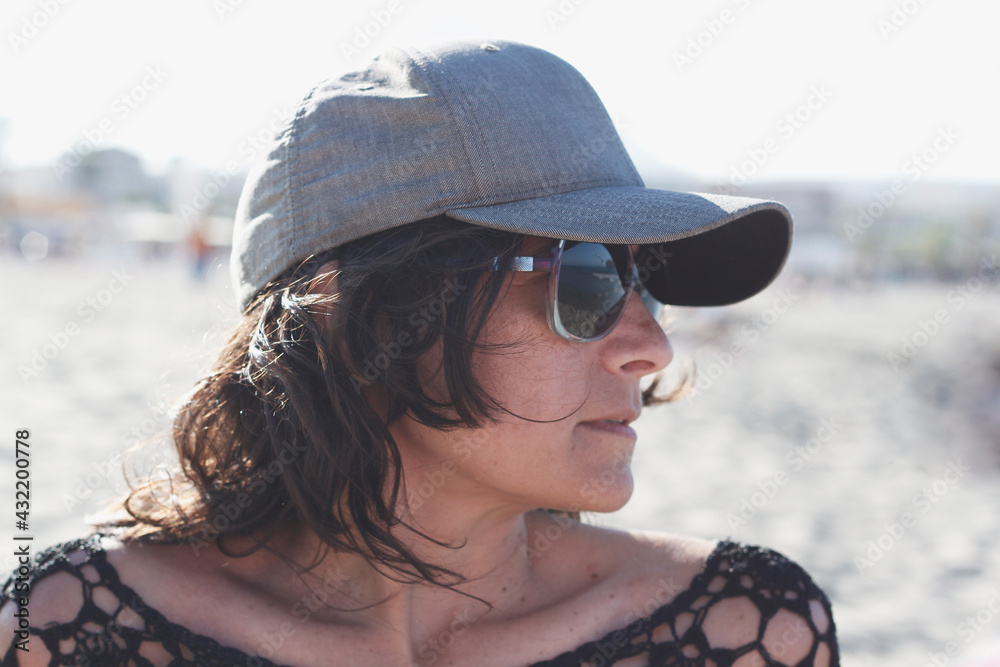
[224,507,549,644]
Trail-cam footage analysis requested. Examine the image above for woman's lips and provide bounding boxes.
[578,420,637,440]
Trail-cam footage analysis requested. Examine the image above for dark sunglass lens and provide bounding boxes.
[556,243,630,339]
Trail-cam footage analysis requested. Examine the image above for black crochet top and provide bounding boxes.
[0,533,839,666]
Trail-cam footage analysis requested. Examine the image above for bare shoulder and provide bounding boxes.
[596,526,720,619]
[525,511,717,609]
[528,515,838,666]
[0,536,104,667]
[97,532,248,628]
[618,530,838,666]
[590,524,717,596]
[531,511,714,572]
[624,531,837,667]
[0,533,259,667]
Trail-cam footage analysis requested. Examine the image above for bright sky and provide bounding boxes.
[1,0,998,185]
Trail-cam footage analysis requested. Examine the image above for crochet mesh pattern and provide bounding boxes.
[1,533,838,666]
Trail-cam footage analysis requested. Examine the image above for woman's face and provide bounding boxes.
[389,235,674,516]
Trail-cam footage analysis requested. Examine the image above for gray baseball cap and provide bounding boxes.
[231,39,793,312]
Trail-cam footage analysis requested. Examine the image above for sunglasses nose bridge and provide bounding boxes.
[627,260,651,302]
[628,257,664,323]
[629,262,642,294]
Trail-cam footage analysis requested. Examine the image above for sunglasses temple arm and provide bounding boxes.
[493,256,557,272]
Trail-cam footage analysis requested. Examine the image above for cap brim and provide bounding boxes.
[445,186,792,307]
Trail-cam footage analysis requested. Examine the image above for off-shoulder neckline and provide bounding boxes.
[12,532,740,667]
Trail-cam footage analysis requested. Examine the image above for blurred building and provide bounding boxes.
[0,143,996,283]
[0,164,96,257]
[709,179,1000,284]
[0,148,240,261]
[66,148,169,208]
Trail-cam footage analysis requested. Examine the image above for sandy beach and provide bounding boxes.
[2,250,999,666]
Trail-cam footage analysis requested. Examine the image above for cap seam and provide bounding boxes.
[424,46,502,201]
[406,46,489,205]
[285,82,322,268]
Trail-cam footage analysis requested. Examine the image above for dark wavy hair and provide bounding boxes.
[93,214,694,610]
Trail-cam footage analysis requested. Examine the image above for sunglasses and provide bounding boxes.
[496,240,664,342]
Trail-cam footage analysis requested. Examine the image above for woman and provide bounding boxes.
[1,40,838,666]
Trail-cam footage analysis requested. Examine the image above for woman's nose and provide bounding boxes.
[602,290,673,377]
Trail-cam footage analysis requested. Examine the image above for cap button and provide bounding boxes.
[481,43,499,52]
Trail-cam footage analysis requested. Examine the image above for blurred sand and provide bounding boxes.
[2,252,1000,666]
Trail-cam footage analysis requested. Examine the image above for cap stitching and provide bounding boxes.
[285,82,322,271]
[406,46,489,209]
[424,48,503,203]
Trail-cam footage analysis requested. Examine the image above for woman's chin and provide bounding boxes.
[572,475,634,514]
